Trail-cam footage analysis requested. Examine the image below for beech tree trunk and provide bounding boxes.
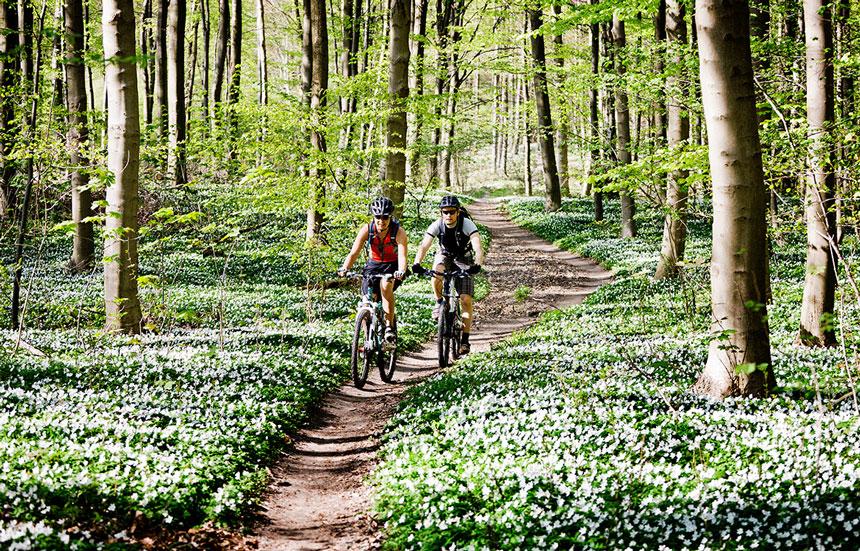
[0,0,19,220]
[140,0,153,124]
[613,14,636,236]
[589,0,603,221]
[429,0,451,185]
[798,0,837,346]
[154,0,168,135]
[103,0,143,333]
[529,7,561,212]
[66,0,93,270]
[212,0,229,117]
[256,0,268,107]
[383,0,410,216]
[167,0,186,186]
[227,0,242,136]
[692,0,772,399]
[552,3,569,195]
[200,0,210,118]
[654,0,690,279]
[306,0,327,238]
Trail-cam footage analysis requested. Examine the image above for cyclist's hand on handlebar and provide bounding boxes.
[394,270,406,281]
[412,263,426,276]
[467,264,482,275]
[337,269,348,278]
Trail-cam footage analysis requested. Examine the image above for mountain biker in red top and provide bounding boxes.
[412,195,484,355]
[338,197,408,346]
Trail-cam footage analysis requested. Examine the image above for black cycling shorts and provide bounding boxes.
[362,260,402,297]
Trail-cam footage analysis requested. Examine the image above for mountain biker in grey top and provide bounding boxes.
[412,195,484,355]
[338,197,408,346]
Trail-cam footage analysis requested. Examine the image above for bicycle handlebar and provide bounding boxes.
[341,271,397,281]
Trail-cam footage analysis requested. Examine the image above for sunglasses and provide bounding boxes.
[374,215,390,220]
[441,209,458,215]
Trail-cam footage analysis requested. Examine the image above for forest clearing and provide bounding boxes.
[1,0,859,547]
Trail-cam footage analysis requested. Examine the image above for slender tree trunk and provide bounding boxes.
[18,0,32,91]
[613,14,635,236]
[384,0,410,215]
[66,0,93,270]
[51,3,64,108]
[653,0,667,148]
[655,0,690,279]
[524,77,532,196]
[167,0,186,186]
[227,0,242,137]
[692,0,772,398]
[589,0,603,221]
[212,0,230,118]
[0,0,19,220]
[141,0,153,124]
[154,0,168,135]
[529,7,561,211]
[493,73,499,172]
[186,0,199,127]
[201,0,210,120]
[103,0,143,333]
[306,0,327,238]
[255,0,268,156]
[552,3,569,195]
[799,0,837,346]
[835,0,851,242]
[429,0,450,185]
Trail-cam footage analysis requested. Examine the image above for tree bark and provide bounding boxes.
[141,0,154,125]
[200,0,210,119]
[429,0,451,185]
[227,0,242,136]
[66,0,93,270]
[653,0,667,148]
[167,0,186,186]
[306,0,327,239]
[798,0,837,346]
[0,0,19,220]
[256,0,268,107]
[613,14,635,236]
[693,0,772,398]
[212,0,229,116]
[154,0,168,135]
[654,0,690,279]
[589,0,602,221]
[529,7,561,212]
[103,0,143,333]
[383,0,410,216]
[552,3,569,195]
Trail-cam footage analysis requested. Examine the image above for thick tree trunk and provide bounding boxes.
[383,0,410,216]
[613,14,635,236]
[167,0,187,186]
[693,0,772,398]
[306,0,327,239]
[799,0,837,346]
[103,0,143,333]
[529,7,561,212]
[654,0,690,279]
[66,0,93,270]
[0,0,19,220]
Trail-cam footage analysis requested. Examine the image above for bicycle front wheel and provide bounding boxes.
[351,309,373,388]
[451,305,462,360]
[437,306,449,368]
[378,318,397,383]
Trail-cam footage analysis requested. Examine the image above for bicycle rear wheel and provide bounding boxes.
[437,305,449,368]
[378,319,397,383]
[351,309,374,388]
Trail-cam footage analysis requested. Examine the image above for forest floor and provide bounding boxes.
[245,200,613,550]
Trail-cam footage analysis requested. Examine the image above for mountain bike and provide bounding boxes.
[421,268,468,368]
[344,272,398,388]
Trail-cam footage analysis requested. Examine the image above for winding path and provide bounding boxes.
[252,200,613,550]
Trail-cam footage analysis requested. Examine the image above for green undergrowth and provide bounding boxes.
[372,196,860,550]
[0,194,486,548]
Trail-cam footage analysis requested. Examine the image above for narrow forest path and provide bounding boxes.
[251,200,613,550]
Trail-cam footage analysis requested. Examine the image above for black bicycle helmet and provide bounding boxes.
[439,195,461,209]
[369,197,395,216]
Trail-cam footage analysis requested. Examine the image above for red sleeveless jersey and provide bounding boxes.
[368,221,399,263]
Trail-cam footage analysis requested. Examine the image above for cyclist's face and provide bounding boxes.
[441,208,458,227]
[374,215,390,232]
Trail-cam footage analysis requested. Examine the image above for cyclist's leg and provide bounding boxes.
[380,277,395,326]
[460,293,474,332]
[432,252,448,300]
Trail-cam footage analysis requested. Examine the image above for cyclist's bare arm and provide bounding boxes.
[340,224,370,272]
[396,226,408,273]
[469,231,484,265]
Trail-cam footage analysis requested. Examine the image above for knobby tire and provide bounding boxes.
[437,305,449,368]
[378,318,397,383]
[351,309,373,388]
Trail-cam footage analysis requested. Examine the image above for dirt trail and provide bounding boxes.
[251,200,613,550]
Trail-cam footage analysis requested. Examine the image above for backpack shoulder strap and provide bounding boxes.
[365,222,374,255]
